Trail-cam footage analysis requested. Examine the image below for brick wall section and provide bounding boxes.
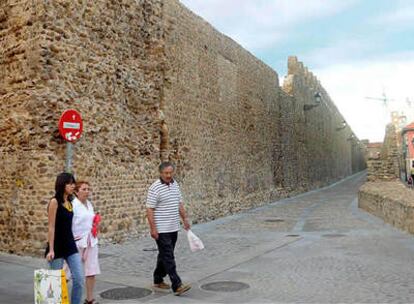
[359,182,414,233]
[1,0,365,255]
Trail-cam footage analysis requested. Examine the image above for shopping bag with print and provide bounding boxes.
[186,229,205,252]
[34,268,69,304]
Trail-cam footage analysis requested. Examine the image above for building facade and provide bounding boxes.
[402,122,414,180]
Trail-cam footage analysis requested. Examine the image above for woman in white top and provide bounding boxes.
[72,181,101,304]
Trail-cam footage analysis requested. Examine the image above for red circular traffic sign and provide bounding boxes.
[58,109,83,142]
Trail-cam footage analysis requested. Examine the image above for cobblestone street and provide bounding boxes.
[2,172,414,303]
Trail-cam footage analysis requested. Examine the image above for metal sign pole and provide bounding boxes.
[65,142,74,173]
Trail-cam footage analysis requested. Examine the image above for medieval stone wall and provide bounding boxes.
[359,181,414,234]
[0,0,166,254]
[161,1,365,224]
[1,0,365,255]
[161,0,281,221]
[367,124,400,181]
[282,57,361,189]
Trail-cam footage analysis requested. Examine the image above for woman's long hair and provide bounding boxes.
[54,172,76,205]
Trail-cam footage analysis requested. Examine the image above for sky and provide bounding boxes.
[180,0,414,142]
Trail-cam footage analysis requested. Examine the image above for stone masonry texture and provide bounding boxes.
[0,0,366,255]
[359,123,413,235]
[359,181,414,234]
[366,124,400,182]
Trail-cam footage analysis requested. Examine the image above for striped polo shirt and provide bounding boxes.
[146,178,182,233]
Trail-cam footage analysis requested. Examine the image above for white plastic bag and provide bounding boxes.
[186,230,204,252]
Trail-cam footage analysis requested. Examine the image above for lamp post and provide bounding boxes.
[336,120,347,131]
[304,92,322,111]
[314,92,322,104]
[347,134,355,141]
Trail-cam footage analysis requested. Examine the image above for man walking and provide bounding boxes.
[146,162,191,296]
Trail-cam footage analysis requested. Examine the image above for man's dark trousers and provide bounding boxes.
[154,231,182,291]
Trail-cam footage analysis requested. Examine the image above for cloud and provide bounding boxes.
[180,0,359,50]
[301,39,373,67]
[179,1,414,142]
[364,0,414,36]
[313,55,414,141]
[371,4,414,29]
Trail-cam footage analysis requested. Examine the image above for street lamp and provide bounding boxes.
[314,92,322,104]
[304,92,322,111]
[336,120,347,131]
[347,134,355,141]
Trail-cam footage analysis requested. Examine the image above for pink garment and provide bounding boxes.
[77,244,101,276]
[64,240,101,279]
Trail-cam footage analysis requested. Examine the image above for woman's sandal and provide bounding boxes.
[84,299,99,304]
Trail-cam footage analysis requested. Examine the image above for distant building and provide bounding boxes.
[402,121,414,180]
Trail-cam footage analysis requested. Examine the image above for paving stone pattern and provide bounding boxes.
[1,173,414,303]
[94,172,414,303]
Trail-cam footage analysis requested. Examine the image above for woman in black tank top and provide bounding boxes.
[45,172,84,304]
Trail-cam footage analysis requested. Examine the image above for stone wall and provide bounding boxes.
[161,1,365,223]
[365,143,382,160]
[358,124,412,234]
[282,57,365,187]
[161,0,281,220]
[0,0,166,254]
[367,124,400,181]
[359,182,414,234]
[0,0,365,255]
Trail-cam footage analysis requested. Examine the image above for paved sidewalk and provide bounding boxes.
[2,172,414,303]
